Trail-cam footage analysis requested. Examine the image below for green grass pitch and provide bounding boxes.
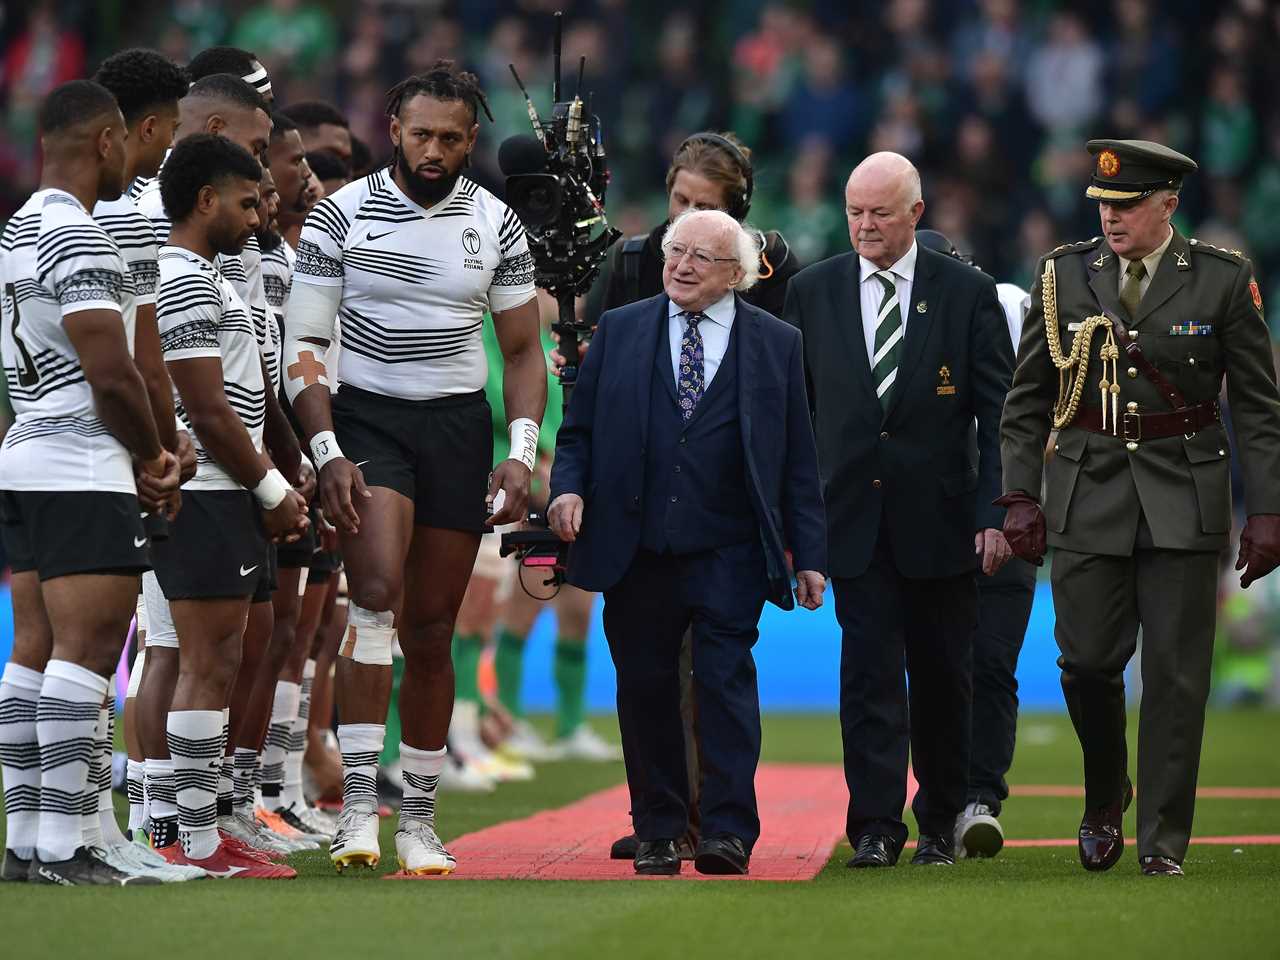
[2,710,1277,959]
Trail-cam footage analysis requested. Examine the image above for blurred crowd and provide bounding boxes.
[3,0,1280,325]
[1,0,1279,707]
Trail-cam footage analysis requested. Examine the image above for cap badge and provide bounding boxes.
[1098,149,1120,177]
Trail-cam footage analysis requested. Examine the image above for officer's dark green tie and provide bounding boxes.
[871,271,904,411]
[1121,259,1147,321]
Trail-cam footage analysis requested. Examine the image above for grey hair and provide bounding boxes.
[662,208,761,292]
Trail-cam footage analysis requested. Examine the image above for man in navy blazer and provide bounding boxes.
[784,153,1014,869]
[548,209,827,876]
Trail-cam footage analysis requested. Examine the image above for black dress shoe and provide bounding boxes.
[1078,778,1134,873]
[847,834,898,868]
[1140,856,1185,877]
[634,839,681,875]
[693,836,749,875]
[610,833,639,860]
[910,834,956,865]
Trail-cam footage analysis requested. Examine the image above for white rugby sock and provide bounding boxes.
[216,708,233,819]
[97,705,129,846]
[232,747,258,817]
[398,743,446,826]
[167,709,223,861]
[80,706,109,849]
[282,661,314,809]
[337,723,384,813]
[0,663,44,859]
[36,660,107,862]
[126,758,146,833]
[262,680,299,806]
[144,757,178,847]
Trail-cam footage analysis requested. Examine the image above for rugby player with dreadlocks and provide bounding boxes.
[282,61,545,875]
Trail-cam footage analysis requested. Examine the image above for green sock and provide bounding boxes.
[553,638,587,739]
[494,628,528,718]
[452,633,484,705]
[380,655,404,767]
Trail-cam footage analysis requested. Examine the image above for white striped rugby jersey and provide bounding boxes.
[94,193,158,307]
[0,189,137,493]
[261,237,294,392]
[293,168,536,400]
[134,168,273,367]
[156,245,265,491]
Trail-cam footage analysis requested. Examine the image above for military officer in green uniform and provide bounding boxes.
[998,139,1280,877]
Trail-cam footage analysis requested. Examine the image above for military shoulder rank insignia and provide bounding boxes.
[936,365,956,396]
[1250,277,1263,312]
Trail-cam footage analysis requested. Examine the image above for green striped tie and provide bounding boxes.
[871,271,904,411]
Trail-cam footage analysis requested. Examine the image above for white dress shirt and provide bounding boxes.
[858,240,918,364]
[669,291,736,387]
[1117,227,1173,300]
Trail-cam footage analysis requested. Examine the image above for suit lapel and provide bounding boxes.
[884,245,937,420]
[1133,230,1191,328]
[835,255,878,406]
[637,296,672,446]
[1086,240,1125,325]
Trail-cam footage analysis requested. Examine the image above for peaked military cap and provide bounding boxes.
[1085,139,1198,203]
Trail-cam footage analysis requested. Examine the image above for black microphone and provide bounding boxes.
[498,135,547,176]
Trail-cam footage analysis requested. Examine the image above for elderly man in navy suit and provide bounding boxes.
[548,209,827,877]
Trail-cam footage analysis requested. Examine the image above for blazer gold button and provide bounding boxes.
[1127,367,1138,378]
[1188,357,1197,366]
[880,431,889,440]
[1126,441,1138,452]
[872,479,882,489]
[1219,449,1226,456]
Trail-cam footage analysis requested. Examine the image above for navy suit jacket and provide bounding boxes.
[783,244,1014,580]
[549,292,827,610]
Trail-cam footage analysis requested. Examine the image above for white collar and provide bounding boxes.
[859,239,919,285]
[669,290,736,328]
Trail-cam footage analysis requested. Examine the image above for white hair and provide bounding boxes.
[662,208,761,292]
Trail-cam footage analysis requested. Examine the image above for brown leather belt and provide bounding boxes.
[1072,400,1220,441]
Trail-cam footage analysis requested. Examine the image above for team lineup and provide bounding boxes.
[2,31,1280,888]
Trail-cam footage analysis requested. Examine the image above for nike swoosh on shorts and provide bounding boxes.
[240,564,259,577]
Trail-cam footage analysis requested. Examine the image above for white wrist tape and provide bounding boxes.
[340,604,395,666]
[507,418,539,471]
[282,281,342,403]
[252,468,291,510]
[310,430,345,470]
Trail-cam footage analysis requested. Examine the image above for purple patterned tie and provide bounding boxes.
[677,311,706,421]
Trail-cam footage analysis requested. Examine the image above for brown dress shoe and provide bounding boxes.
[1078,779,1133,872]
[1140,856,1185,877]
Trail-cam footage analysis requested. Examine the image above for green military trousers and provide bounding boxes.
[1050,543,1221,862]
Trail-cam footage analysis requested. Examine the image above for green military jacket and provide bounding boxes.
[1001,229,1280,555]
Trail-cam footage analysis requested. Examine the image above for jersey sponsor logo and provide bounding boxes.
[461,228,481,256]
[366,230,393,243]
[240,564,259,577]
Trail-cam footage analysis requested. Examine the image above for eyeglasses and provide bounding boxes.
[662,242,738,269]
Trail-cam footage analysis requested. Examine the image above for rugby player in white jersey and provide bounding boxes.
[131,73,308,858]
[284,62,546,875]
[0,80,180,885]
[150,132,307,879]
[179,57,314,842]
[89,48,209,881]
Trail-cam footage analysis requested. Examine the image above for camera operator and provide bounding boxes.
[581,131,798,328]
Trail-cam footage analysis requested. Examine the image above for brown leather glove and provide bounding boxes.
[994,491,1046,566]
[1236,514,1280,588]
